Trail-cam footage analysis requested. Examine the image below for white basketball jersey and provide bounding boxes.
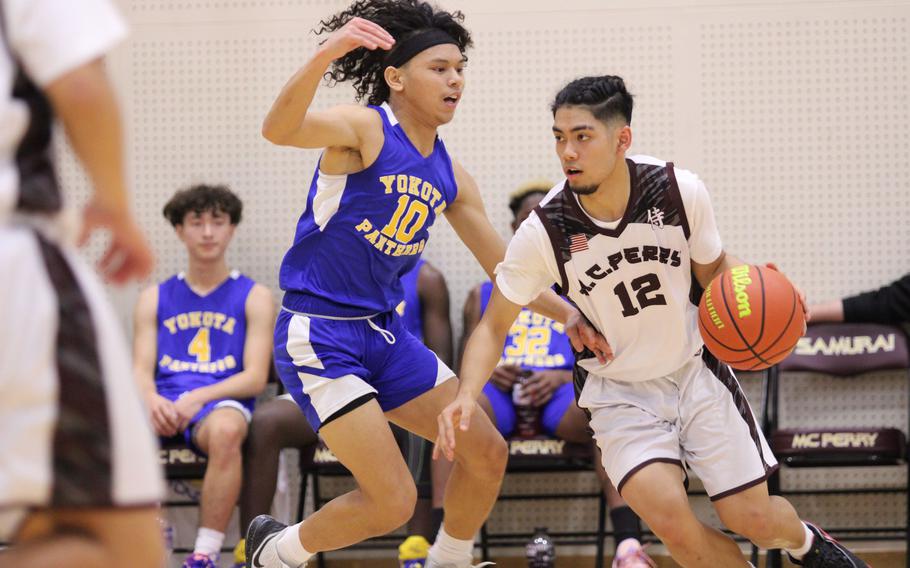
[496,155,723,388]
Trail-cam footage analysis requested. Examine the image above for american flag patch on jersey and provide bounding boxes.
[569,233,589,253]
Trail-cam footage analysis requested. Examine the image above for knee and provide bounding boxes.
[366,480,417,533]
[461,430,508,480]
[205,418,247,457]
[720,504,775,544]
[643,507,700,551]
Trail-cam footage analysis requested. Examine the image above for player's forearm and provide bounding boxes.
[458,320,510,400]
[527,288,574,324]
[261,49,335,144]
[133,368,158,399]
[192,370,267,402]
[49,62,129,212]
[808,300,845,323]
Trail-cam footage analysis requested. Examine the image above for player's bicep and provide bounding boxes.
[685,177,723,264]
[270,105,374,150]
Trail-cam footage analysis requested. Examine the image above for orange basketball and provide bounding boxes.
[697,264,805,371]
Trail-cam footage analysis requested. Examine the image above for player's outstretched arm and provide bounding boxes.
[261,17,393,149]
[436,286,521,461]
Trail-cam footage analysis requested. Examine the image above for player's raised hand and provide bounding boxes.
[565,309,613,364]
[434,393,475,462]
[319,17,395,60]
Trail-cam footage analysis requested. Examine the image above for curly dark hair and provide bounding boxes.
[551,75,634,125]
[315,0,473,106]
[162,184,242,227]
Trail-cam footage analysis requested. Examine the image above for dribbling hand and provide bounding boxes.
[319,17,395,60]
[434,393,474,462]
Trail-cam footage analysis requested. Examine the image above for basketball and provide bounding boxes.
[698,264,805,371]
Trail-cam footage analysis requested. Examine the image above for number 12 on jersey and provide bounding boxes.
[613,273,667,317]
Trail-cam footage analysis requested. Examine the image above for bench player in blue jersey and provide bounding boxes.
[244,2,609,567]
[232,258,452,568]
[133,185,275,568]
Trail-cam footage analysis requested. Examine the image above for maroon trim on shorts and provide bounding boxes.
[616,457,684,496]
[709,463,781,502]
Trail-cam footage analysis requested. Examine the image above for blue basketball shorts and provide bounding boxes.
[482,380,575,437]
[274,308,455,431]
[158,385,254,453]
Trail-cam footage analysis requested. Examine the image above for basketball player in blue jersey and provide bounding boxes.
[232,258,452,568]
[441,182,654,568]
[443,76,868,568]
[133,185,275,568]
[245,2,609,567]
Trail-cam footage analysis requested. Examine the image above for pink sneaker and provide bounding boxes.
[612,539,656,568]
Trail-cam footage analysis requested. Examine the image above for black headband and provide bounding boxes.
[383,28,459,69]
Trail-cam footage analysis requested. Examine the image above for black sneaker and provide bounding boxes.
[789,523,869,567]
[246,514,294,568]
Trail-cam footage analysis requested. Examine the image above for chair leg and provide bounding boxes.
[595,491,606,568]
[480,523,490,562]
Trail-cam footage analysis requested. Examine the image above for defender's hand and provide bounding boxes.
[319,17,395,60]
[434,393,475,462]
[564,309,613,364]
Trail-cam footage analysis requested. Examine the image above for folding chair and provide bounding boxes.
[763,323,910,568]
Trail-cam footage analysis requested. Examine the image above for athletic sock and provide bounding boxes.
[430,507,445,540]
[276,523,314,567]
[610,505,642,546]
[784,522,815,560]
[193,527,225,557]
[428,525,474,565]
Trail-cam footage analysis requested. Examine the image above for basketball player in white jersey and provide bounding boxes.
[0,0,163,566]
[439,76,868,568]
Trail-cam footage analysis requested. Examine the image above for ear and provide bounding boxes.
[384,65,405,95]
[617,125,632,154]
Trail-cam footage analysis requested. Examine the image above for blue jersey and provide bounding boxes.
[396,259,424,342]
[155,271,256,395]
[279,103,458,318]
[479,281,573,371]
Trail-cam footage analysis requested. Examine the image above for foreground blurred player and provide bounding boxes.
[0,0,163,566]
[133,184,274,567]
[442,75,868,568]
[245,1,608,567]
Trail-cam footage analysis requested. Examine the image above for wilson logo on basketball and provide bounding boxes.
[730,265,753,318]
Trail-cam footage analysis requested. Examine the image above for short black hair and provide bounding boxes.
[315,0,473,106]
[508,180,552,218]
[162,184,242,227]
[551,75,634,125]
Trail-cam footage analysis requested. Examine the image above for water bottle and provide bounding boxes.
[525,527,555,568]
[513,371,542,439]
[159,515,174,567]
